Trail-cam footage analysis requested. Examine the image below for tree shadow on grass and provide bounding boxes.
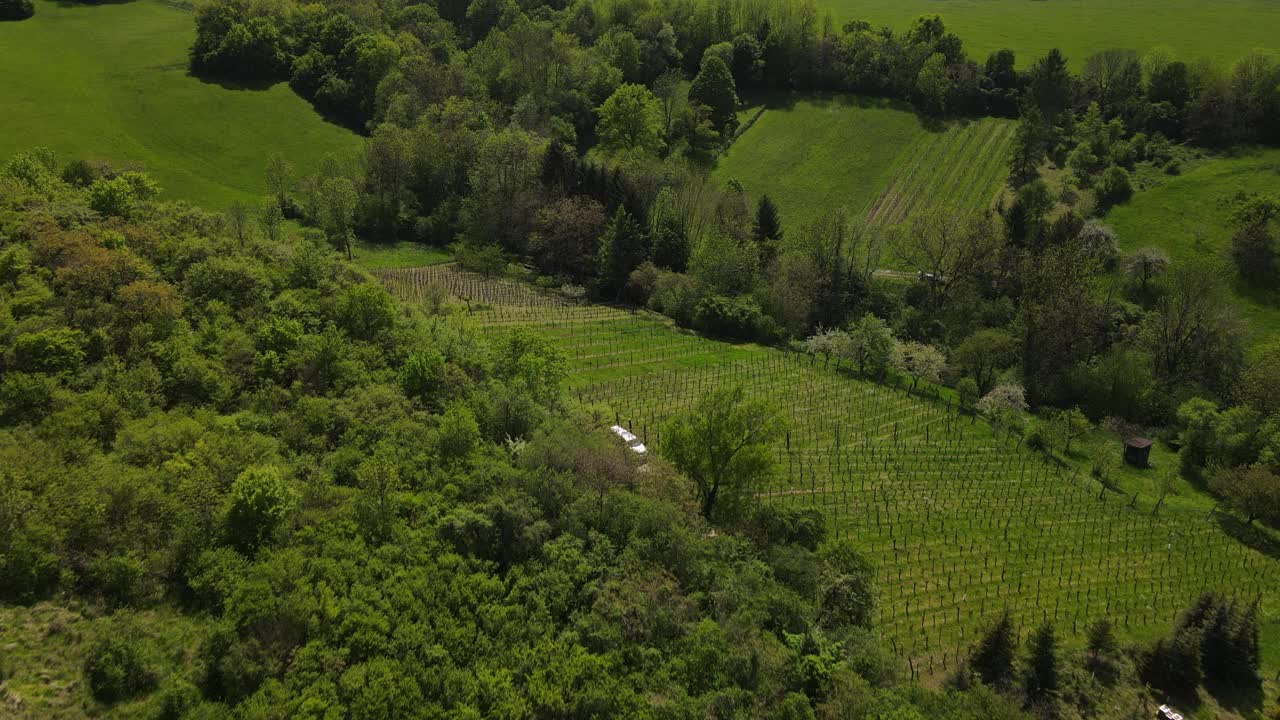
[736,90,975,135]
[187,68,280,93]
[1214,510,1280,562]
[1203,677,1265,716]
[53,0,139,7]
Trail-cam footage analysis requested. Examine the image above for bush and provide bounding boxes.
[1095,166,1133,206]
[956,377,979,412]
[454,241,507,277]
[155,678,202,720]
[648,270,707,325]
[0,0,33,20]
[692,294,779,343]
[83,632,155,703]
[60,159,98,186]
[746,505,827,551]
[224,465,295,553]
[398,349,446,404]
[817,542,876,630]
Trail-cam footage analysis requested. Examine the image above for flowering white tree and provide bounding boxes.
[893,340,947,391]
[977,382,1029,435]
[802,328,849,361]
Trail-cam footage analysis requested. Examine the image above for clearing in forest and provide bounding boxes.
[817,0,1280,70]
[380,264,1280,676]
[1106,147,1280,348]
[0,0,359,207]
[714,95,1012,233]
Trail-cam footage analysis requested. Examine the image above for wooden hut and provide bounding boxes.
[1124,437,1153,468]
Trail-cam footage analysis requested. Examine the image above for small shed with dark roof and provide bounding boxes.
[1124,437,1153,468]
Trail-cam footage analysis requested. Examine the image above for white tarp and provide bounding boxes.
[610,425,647,455]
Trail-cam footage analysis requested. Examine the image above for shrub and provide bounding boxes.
[13,327,85,374]
[155,678,202,720]
[224,465,295,553]
[0,0,33,20]
[437,403,480,461]
[83,632,155,703]
[648,271,707,325]
[817,541,876,630]
[692,294,779,343]
[956,377,979,412]
[398,349,446,403]
[60,158,98,186]
[1095,166,1133,206]
[454,241,507,277]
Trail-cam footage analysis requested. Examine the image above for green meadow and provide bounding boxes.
[1106,147,1280,347]
[714,95,1011,232]
[819,0,1280,69]
[0,0,360,208]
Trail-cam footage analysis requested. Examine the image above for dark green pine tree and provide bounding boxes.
[754,195,783,244]
[651,209,690,272]
[972,611,1017,689]
[597,207,648,298]
[1085,617,1116,661]
[540,139,571,192]
[1024,621,1059,703]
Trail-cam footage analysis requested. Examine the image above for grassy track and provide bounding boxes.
[818,0,1280,69]
[380,265,1280,676]
[1106,147,1280,348]
[0,0,359,208]
[716,96,1011,233]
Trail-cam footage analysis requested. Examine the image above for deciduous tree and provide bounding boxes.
[661,385,782,521]
[1210,464,1280,525]
[688,55,738,138]
[596,83,665,156]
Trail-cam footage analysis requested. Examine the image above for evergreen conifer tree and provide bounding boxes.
[597,207,648,298]
[1024,621,1059,703]
[972,611,1017,689]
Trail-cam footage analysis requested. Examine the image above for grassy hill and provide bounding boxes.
[819,0,1280,69]
[713,95,1012,233]
[380,264,1280,677]
[1106,147,1280,348]
[0,0,359,208]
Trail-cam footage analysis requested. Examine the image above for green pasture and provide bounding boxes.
[1106,147,1280,347]
[0,0,359,209]
[381,265,1280,675]
[819,0,1280,69]
[352,241,452,271]
[714,95,1011,234]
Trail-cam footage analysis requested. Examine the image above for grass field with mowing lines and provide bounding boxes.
[715,96,1011,234]
[818,0,1280,70]
[380,265,1280,678]
[0,0,360,208]
[864,117,1013,227]
[713,95,931,230]
[1106,147,1280,348]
